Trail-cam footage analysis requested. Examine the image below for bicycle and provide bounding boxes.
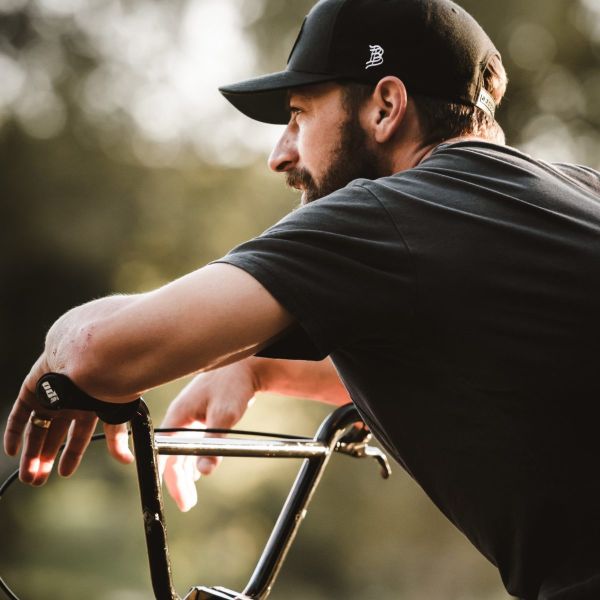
[1,373,391,600]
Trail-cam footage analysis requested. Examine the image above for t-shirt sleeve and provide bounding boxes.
[214,182,415,360]
[553,163,600,193]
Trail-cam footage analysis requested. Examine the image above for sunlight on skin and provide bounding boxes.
[113,430,134,461]
[27,457,40,477]
[36,460,54,479]
[26,457,54,485]
[170,458,200,513]
[158,419,212,512]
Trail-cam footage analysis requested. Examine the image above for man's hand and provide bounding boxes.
[160,361,258,512]
[3,354,134,486]
[159,356,350,512]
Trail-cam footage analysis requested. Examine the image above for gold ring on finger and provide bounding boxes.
[30,413,53,429]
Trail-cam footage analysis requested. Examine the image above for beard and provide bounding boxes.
[286,112,387,205]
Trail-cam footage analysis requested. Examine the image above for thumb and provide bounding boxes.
[195,417,223,476]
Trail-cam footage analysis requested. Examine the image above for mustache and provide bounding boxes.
[285,168,316,192]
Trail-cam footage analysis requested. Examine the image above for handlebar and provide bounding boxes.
[27,373,391,600]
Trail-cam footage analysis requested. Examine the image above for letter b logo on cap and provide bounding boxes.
[366,44,384,69]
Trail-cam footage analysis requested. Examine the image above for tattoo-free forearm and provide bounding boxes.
[44,294,134,375]
[249,356,351,405]
[43,264,293,402]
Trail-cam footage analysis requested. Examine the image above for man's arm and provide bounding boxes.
[251,356,350,405]
[45,263,295,400]
[4,263,294,484]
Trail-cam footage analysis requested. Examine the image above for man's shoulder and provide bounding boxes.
[551,162,600,193]
[424,141,600,191]
[374,141,599,202]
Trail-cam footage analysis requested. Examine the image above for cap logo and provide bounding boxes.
[365,44,384,69]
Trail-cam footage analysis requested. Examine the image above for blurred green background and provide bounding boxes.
[1,1,599,598]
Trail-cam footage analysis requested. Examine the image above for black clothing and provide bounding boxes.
[217,142,600,599]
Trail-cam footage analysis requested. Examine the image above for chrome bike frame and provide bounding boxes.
[31,373,391,600]
[131,401,391,600]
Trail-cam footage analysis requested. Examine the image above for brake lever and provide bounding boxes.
[336,428,392,480]
[361,445,392,479]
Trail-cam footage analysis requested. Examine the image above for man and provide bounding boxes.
[4,0,600,598]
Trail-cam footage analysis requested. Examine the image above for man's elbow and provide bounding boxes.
[66,322,142,403]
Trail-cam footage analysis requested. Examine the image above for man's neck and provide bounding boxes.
[390,135,501,174]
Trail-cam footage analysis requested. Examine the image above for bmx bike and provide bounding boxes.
[1,373,391,600]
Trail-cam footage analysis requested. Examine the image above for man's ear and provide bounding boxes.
[369,76,408,144]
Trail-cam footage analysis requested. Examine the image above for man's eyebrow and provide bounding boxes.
[287,88,313,102]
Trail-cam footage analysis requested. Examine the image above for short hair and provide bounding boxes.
[412,54,508,144]
[341,54,508,145]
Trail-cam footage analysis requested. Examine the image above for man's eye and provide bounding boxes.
[290,106,302,116]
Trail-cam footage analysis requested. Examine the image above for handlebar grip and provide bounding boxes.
[36,372,141,424]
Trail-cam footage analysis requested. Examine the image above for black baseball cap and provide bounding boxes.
[219,0,500,124]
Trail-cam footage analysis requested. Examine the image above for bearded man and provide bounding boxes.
[5,1,600,598]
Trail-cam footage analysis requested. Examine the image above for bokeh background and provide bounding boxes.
[1,1,599,598]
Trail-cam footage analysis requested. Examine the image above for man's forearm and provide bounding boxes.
[40,264,293,402]
[45,294,134,374]
[249,356,351,406]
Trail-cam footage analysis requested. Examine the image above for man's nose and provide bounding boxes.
[268,127,299,173]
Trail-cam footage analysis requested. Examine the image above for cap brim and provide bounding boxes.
[219,70,337,125]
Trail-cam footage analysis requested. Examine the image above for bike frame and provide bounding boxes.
[25,373,390,600]
[129,401,390,600]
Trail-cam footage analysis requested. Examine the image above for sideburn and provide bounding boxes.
[287,100,387,204]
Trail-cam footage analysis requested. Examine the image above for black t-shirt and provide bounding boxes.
[216,142,600,600]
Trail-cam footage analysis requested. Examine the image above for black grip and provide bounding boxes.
[35,372,140,425]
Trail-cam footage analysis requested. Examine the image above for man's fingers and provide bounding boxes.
[6,354,51,457]
[4,396,36,457]
[159,393,210,507]
[160,398,204,430]
[104,423,134,464]
[35,417,75,484]
[18,416,67,485]
[58,416,98,477]
[160,425,204,511]
[186,454,202,483]
[196,455,221,475]
[158,454,168,483]
[163,455,199,512]
[198,403,243,476]
[18,419,50,484]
